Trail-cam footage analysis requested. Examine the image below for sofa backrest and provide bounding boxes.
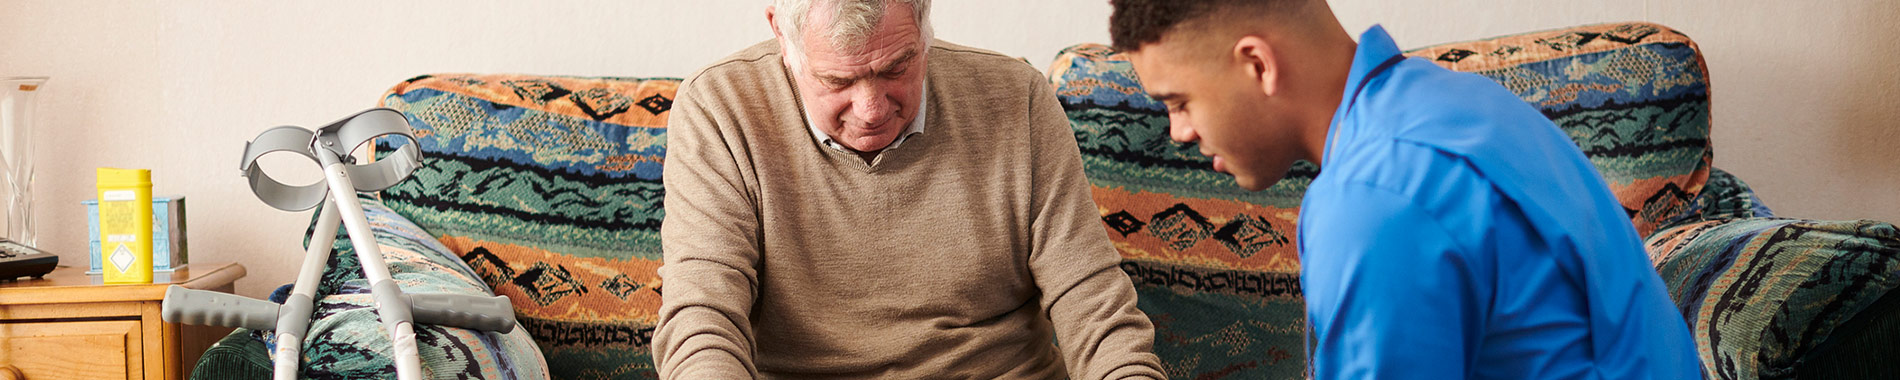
[378,74,677,379]
[1046,21,1713,379]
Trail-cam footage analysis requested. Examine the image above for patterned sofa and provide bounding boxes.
[191,22,1896,380]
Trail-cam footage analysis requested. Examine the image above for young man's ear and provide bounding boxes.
[1234,36,1279,97]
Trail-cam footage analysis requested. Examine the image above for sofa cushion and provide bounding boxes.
[378,74,676,379]
[194,193,549,379]
[1049,21,1717,379]
[1645,218,1900,379]
[1407,22,1714,238]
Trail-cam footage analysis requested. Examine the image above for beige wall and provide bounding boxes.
[3,0,1894,298]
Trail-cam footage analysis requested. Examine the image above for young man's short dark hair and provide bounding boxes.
[1109,0,1295,52]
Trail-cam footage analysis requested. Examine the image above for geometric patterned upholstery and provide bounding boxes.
[377,74,677,379]
[1646,217,1900,380]
[1406,22,1714,238]
[1678,167,1776,224]
[1049,45,1308,380]
[1046,21,1765,379]
[193,194,549,380]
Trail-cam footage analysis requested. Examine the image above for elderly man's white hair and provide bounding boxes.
[775,0,934,69]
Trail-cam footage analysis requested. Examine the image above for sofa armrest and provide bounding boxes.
[188,329,271,380]
[1798,289,1900,379]
[192,193,549,379]
[1647,218,1900,379]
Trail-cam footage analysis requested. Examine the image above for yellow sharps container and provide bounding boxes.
[98,168,153,284]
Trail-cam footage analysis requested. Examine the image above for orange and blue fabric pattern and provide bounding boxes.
[378,74,677,379]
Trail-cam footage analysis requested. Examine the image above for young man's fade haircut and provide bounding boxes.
[1109,0,1318,53]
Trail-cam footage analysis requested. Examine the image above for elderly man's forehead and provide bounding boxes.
[806,41,920,74]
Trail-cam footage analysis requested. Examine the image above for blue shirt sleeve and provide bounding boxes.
[1300,181,1492,380]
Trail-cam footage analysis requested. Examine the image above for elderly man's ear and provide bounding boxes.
[765,7,784,40]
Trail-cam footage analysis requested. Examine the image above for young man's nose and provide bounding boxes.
[1169,115,1200,143]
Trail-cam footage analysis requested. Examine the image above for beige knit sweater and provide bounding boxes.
[653,39,1165,380]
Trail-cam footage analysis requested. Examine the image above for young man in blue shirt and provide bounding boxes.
[1109,0,1702,378]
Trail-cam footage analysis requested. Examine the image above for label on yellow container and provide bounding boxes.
[98,168,153,284]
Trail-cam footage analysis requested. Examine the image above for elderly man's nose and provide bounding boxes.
[853,88,895,124]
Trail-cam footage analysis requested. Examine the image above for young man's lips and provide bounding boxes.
[1211,155,1227,173]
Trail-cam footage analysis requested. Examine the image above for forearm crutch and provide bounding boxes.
[161,108,517,380]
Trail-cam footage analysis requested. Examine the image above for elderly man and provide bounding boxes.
[652,0,1166,379]
[1108,0,1700,379]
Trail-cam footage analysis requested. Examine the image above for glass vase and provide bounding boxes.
[1,76,47,246]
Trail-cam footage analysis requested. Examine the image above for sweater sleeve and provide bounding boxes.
[652,77,763,379]
[1023,71,1169,380]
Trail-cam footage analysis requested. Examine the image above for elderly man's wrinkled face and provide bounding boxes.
[784,3,926,153]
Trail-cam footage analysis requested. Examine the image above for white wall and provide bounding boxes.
[3,0,1895,298]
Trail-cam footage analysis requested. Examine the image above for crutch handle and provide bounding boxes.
[162,285,280,330]
[408,293,517,333]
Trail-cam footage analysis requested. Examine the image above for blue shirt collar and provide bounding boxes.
[1323,25,1404,165]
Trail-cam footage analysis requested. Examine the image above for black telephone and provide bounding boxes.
[0,238,58,281]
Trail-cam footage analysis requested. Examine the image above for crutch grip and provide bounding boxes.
[162,285,280,330]
[408,293,517,333]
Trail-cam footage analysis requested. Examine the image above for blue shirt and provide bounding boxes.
[1297,25,1702,379]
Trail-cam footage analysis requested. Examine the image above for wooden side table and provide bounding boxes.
[0,263,246,380]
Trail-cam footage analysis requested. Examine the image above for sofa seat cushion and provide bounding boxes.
[378,74,677,379]
[1646,217,1900,379]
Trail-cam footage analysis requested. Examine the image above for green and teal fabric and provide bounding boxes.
[1050,21,1899,379]
[1647,217,1900,379]
[376,74,676,379]
[1048,40,1314,380]
[192,193,548,380]
[1674,168,1774,225]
